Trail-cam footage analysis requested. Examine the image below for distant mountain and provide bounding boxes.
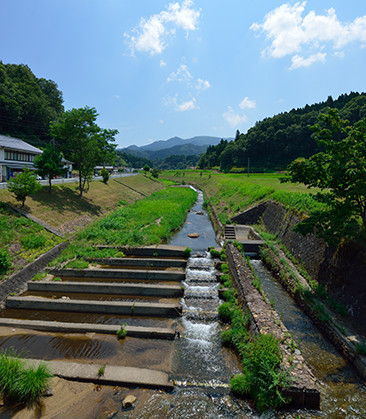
[119,136,228,160]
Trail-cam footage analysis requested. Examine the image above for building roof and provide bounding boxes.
[0,134,42,154]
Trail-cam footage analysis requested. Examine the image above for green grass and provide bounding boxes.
[0,350,52,406]
[77,187,197,247]
[160,170,323,224]
[0,204,63,279]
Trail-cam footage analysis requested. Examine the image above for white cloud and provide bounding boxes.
[160,60,167,67]
[167,64,193,83]
[164,95,198,111]
[223,107,247,127]
[289,52,326,70]
[175,98,198,111]
[125,0,200,55]
[159,119,164,124]
[196,78,210,90]
[239,97,256,109]
[251,2,366,68]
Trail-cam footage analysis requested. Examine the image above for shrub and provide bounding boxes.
[220,263,229,274]
[0,249,11,274]
[183,247,192,258]
[218,302,233,322]
[240,334,290,411]
[210,248,221,258]
[356,341,366,356]
[21,234,47,250]
[99,167,110,184]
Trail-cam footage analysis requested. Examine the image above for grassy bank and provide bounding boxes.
[0,175,165,280]
[0,174,164,230]
[51,186,197,263]
[160,170,321,225]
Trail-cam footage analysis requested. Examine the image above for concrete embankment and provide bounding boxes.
[28,281,184,298]
[97,245,189,258]
[0,318,176,339]
[24,358,173,390]
[6,296,183,317]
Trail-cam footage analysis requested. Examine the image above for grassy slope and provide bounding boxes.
[0,175,165,280]
[160,170,322,224]
[0,175,164,229]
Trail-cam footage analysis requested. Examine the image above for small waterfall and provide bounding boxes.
[173,252,237,388]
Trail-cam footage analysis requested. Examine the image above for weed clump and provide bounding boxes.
[0,350,52,406]
[117,324,127,339]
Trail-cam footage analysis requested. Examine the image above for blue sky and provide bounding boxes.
[1,1,366,147]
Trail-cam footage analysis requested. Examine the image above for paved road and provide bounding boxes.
[0,172,138,189]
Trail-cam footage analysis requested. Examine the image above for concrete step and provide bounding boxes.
[49,268,185,281]
[28,281,184,298]
[0,318,177,339]
[6,296,183,317]
[91,257,187,268]
[24,358,174,390]
[97,245,188,259]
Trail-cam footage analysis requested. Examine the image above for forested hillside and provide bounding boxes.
[0,62,64,147]
[198,92,366,171]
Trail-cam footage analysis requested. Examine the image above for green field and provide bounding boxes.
[160,170,322,225]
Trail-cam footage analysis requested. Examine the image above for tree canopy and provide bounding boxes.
[0,62,64,147]
[50,107,117,196]
[284,109,366,246]
[33,144,64,193]
[198,92,366,171]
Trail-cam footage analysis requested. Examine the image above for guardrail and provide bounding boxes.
[0,172,137,189]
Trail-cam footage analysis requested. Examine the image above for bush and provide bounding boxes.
[240,334,290,411]
[66,259,89,269]
[99,167,110,184]
[220,263,229,274]
[183,247,192,258]
[210,248,221,258]
[0,248,11,274]
[218,302,233,322]
[21,234,47,250]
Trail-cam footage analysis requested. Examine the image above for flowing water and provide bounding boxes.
[1,186,365,417]
[250,260,366,418]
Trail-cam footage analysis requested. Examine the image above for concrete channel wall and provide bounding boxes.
[226,243,320,410]
[91,257,187,268]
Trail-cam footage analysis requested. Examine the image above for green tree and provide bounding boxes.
[143,165,150,176]
[284,109,366,246]
[50,107,117,197]
[33,144,64,193]
[151,168,160,178]
[99,167,110,184]
[7,169,41,207]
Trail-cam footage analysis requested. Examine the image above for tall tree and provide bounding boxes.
[284,109,366,246]
[33,144,64,193]
[50,107,117,197]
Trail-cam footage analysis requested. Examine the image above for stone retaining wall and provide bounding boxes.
[0,242,68,309]
[226,243,320,409]
[231,200,366,329]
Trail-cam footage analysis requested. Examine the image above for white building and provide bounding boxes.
[0,134,42,182]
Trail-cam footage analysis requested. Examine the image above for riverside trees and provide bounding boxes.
[50,107,117,197]
[284,109,366,246]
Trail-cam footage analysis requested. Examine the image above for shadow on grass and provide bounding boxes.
[31,186,103,217]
